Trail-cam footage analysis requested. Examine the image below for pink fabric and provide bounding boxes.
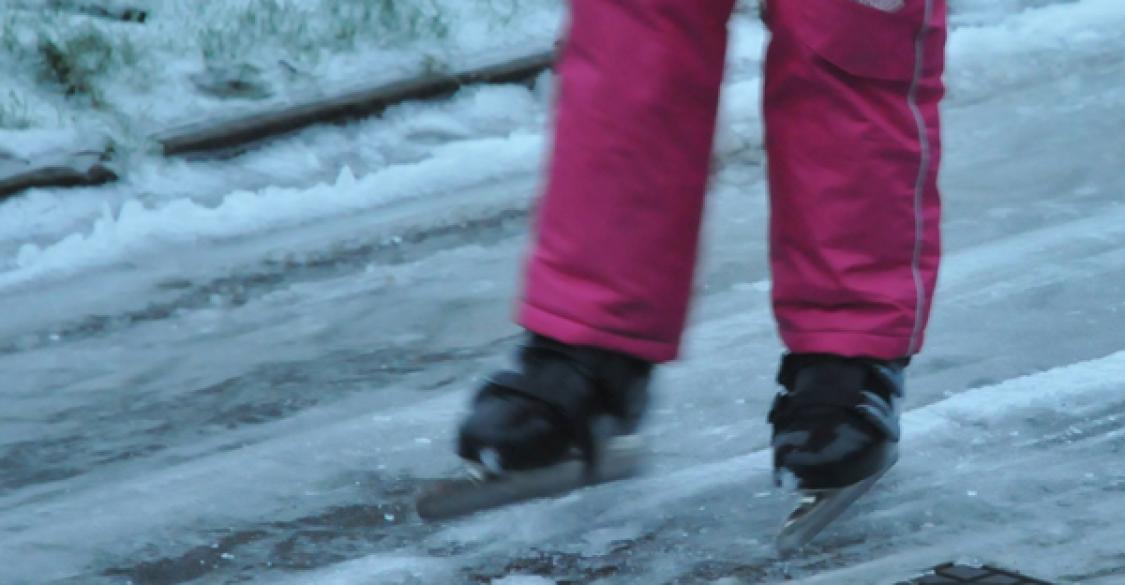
[764,0,946,359]
[519,0,946,363]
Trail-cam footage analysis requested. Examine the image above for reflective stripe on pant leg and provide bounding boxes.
[764,0,946,359]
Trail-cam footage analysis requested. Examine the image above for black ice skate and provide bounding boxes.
[416,333,652,521]
[768,353,906,553]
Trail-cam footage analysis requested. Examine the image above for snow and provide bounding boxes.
[0,80,551,266]
[947,0,1125,100]
[0,0,563,136]
[0,1,1124,584]
[0,127,101,161]
[3,131,546,291]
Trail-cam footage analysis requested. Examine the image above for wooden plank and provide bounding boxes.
[156,49,557,157]
[10,1,147,23]
[64,1,147,23]
[0,49,554,200]
[0,151,116,201]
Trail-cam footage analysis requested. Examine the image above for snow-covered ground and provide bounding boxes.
[0,0,561,138]
[1,1,1124,584]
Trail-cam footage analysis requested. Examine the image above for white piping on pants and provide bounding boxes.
[907,0,934,355]
[854,0,906,11]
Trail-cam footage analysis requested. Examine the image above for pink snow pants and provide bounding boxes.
[518,0,947,363]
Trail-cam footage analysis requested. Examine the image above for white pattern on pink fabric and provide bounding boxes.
[853,0,905,12]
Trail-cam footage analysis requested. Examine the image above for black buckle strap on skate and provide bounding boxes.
[776,353,908,390]
[519,334,600,382]
[770,353,904,441]
[482,370,594,427]
[772,355,868,412]
[855,390,900,442]
[476,334,653,477]
[870,361,907,398]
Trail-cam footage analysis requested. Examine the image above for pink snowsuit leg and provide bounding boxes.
[519,0,946,363]
[518,0,737,362]
[764,0,947,360]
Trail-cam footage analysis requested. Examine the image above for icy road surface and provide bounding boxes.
[2,2,1124,584]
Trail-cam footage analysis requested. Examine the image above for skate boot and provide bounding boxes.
[769,352,907,552]
[458,332,652,473]
[417,333,652,520]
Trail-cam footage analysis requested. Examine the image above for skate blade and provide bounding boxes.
[775,466,890,555]
[416,435,646,521]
